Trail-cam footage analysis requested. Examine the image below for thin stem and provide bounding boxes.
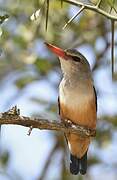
[109,0,117,14]
[45,0,49,31]
[96,0,102,8]
[113,6,117,14]
[63,6,84,29]
[111,20,115,79]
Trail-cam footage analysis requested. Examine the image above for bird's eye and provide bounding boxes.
[72,56,81,62]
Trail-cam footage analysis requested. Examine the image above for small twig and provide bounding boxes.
[111,20,115,79]
[2,106,20,116]
[96,0,102,8]
[63,6,84,29]
[108,0,117,14]
[0,106,96,137]
[109,6,113,14]
[45,0,49,31]
[27,126,33,136]
[112,7,117,14]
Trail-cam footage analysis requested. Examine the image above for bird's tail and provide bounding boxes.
[70,152,87,175]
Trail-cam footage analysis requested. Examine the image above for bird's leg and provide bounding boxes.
[64,118,73,127]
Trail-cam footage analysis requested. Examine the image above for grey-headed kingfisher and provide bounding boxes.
[45,43,97,175]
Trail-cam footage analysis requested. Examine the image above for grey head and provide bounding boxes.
[59,48,92,79]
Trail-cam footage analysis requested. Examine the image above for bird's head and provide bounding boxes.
[45,42,91,77]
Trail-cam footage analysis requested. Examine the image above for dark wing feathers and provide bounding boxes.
[93,86,97,112]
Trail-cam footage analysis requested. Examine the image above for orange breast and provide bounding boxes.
[60,98,96,129]
[59,85,97,129]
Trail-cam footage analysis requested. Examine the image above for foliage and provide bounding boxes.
[0,0,117,179]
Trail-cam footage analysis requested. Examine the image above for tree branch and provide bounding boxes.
[0,106,96,137]
[63,0,117,21]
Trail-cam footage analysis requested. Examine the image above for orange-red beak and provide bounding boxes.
[45,42,68,60]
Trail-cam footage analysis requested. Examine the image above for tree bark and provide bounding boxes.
[0,106,96,137]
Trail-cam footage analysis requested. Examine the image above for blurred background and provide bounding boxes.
[0,0,117,179]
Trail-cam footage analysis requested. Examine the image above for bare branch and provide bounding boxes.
[0,106,96,137]
[63,0,117,21]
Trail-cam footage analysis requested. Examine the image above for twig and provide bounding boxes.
[27,126,33,136]
[45,0,49,31]
[0,106,96,137]
[96,0,102,8]
[63,0,117,20]
[63,6,84,29]
[108,0,117,14]
[111,20,115,79]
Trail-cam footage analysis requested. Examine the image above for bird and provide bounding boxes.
[45,42,97,175]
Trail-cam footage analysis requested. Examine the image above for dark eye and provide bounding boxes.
[72,56,81,62]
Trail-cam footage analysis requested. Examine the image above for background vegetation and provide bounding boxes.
[0,0,117,179]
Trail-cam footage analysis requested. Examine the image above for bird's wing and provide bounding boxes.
[93,86,97,112]
[58,96,60,115]
[58,96,68,144]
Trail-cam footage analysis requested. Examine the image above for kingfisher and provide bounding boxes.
[45,42,97,175]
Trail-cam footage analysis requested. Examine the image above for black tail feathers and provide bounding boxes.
[80,152,87,175]
[70,154,80,175]
[70,152,87,175]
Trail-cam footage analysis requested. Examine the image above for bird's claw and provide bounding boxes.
[64,119,73,127]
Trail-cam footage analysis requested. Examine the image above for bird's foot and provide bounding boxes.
[64,119,73,127]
